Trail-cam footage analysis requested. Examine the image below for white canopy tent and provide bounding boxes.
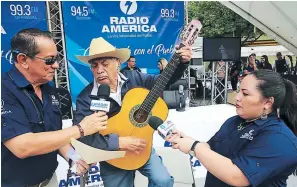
[241,45,294,57]
[220,1,297,55]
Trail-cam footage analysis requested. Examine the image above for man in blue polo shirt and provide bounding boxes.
[1,28,108,187]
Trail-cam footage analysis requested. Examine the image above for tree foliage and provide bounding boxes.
[188,1,262,44]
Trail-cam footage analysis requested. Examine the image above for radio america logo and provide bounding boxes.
[120,1,137,15]
[101,1,157,33]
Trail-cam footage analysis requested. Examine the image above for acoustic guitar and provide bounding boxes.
[100,20,202,170]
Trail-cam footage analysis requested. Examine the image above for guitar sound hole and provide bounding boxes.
[133,109,149,123]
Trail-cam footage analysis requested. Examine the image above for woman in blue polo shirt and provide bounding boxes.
[168,69,297,187]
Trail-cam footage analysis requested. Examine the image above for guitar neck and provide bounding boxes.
[140,43,186,113]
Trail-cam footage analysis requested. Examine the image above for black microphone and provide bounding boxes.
[90,84,111,112]
[148,116,176,139]
[176,85,185,112]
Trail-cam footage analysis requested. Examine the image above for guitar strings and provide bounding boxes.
[134,49,183,123]
[136,50,182,116]
[137,49,183,113]
[136,53,179,117]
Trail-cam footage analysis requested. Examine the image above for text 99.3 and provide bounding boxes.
[10,4,31,16]
[161,9,177,18]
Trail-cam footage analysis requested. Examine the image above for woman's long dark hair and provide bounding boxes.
[251,70,297,134]
[251,69,297,174]
[261,55,270,64]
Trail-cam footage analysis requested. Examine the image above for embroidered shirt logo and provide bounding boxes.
[51,95,59,106]
[1,99,12,115]
[240,129,254,140]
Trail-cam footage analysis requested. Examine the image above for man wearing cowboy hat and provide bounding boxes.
[73,37,193,187]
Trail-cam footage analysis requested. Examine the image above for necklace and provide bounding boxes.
[237,122,248,131]
[237,117,260,131]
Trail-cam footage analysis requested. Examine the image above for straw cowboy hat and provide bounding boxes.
[76,37,131,64]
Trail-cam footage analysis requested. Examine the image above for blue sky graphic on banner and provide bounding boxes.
[62,1,184,109]
[1,1,48,73]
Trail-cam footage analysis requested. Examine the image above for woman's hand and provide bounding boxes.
[167,134,196,154]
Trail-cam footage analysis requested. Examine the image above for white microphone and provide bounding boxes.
[176,84,185,112]
[148,116,176,139]
[90,84,111,112]
[179,85,184,95]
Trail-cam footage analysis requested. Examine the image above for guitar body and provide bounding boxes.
[100,19,202,170]
[100,88,169,170]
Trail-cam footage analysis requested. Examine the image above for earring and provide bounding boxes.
[277,108,280,118]
[261,108,267,120]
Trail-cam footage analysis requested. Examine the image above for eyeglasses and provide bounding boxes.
[12,50,59,65]
[34,55,59,65]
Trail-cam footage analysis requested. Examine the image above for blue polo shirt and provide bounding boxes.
[1,65,63,186]
[205,114,297,187]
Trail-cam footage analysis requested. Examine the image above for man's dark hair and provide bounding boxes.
[128,56,135,61]
[276,52,282,57]
[10,28,53,62]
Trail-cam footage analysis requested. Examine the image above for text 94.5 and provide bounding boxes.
[71,6,89,17]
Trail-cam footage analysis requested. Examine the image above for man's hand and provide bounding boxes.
[79,111,108,136]
[119,137,146,155]
[75,159,89,176]
[176,45,193,63]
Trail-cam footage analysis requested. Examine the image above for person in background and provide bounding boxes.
[1,28,107,187]
[250,53,261,67]
[168,69,297,187]
[295,57,297,75]
[215,60,226,104]
[120,55,141,73]
[259,55,272,70]
[286,55,294,74]
[273,52,289,74]
[243,54,258,75]
[158,58,168,74]
[230,60,242,91]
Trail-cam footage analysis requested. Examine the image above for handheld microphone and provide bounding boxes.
[90,84,111,112]
[178,85,184,95]
[176,85,185,112]
[148,116,176,139]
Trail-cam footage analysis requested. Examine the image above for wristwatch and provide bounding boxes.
[189,140,200,157]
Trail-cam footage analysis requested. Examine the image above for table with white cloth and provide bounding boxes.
[55,104,237,187]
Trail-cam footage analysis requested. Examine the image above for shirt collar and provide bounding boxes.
[90,73,128,97]
[8,65,31,88]
[253,112,278,126]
